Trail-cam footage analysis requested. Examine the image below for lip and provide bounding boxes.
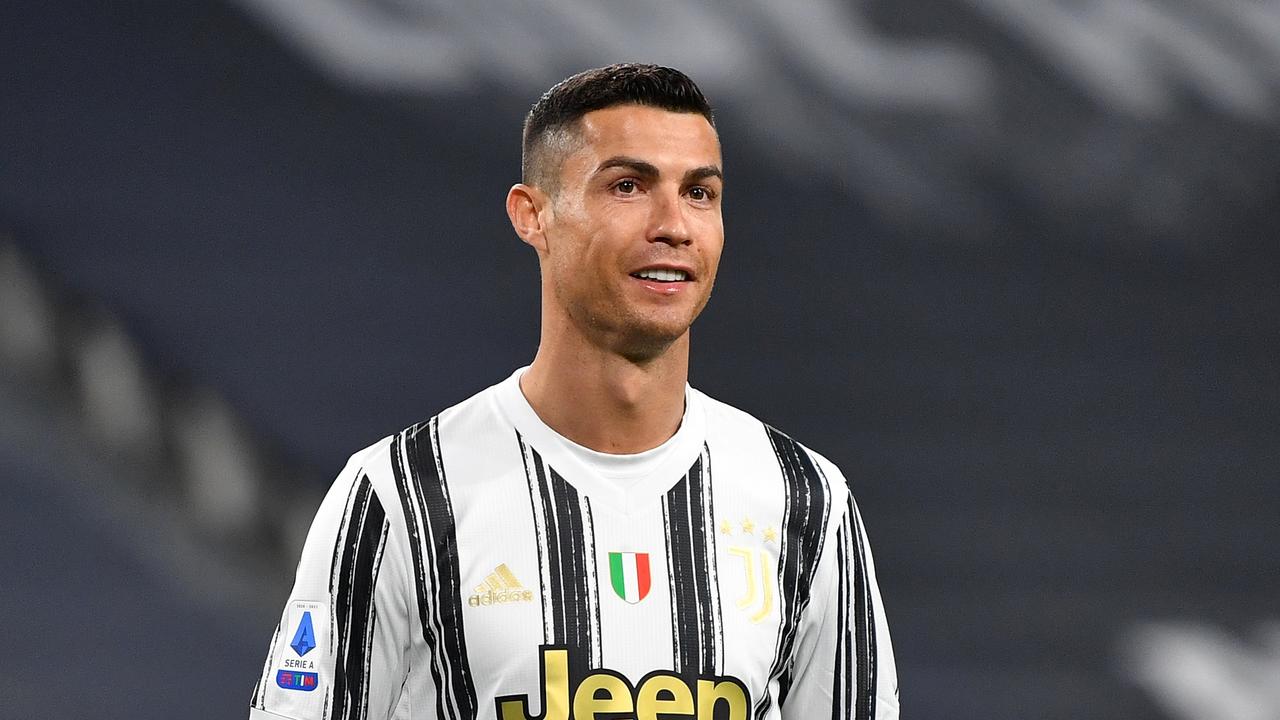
[629,275,689,296]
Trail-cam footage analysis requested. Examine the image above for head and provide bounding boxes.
[507,64,725,363]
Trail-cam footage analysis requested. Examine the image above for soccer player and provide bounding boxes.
[250,63,898,720]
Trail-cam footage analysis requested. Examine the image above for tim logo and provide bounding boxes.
[726,547,773,623]
[276,670,319,692]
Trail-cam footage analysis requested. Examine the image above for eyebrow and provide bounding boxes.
[683,165,723,184]
[595,156,723,185]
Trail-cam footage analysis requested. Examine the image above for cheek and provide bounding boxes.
[547,227,611,297]
[571,225,623,273]
[545,215,587,271]
[701,222,725,274]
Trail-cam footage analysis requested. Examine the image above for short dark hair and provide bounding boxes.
[521,63,716,193]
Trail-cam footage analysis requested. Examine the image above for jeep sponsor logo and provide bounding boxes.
[496,646,750,720]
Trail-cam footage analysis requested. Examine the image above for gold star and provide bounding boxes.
[763,526,778,543]
[741,517,755,535]
[719,520,733,536]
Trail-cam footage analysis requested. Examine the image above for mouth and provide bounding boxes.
[629,267,692,283]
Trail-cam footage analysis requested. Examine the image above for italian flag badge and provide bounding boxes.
[608,551,652,604]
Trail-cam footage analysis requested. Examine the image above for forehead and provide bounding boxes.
[570,105,721,170]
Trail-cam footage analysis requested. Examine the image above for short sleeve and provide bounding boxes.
[783,470,899,720]
[248,442,414,720]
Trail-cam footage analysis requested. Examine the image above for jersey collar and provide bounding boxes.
[493,366,707,513]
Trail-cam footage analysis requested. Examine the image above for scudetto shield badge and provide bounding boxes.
[608,551,651,604]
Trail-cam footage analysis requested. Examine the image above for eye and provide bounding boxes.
[688,186,716,201]
[614,179,638,194]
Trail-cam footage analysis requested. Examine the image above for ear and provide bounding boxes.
[506,183,550,255]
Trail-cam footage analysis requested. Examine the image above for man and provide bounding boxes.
[250,63,898,720]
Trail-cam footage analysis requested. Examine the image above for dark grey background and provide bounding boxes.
[2,1,1277,718]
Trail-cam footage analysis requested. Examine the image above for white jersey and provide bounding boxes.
[250,368,898,720]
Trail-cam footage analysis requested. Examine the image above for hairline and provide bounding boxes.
[524,102,717,198]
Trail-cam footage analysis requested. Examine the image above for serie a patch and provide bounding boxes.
[269,599,330,712]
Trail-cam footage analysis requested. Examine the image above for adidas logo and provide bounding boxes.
[469,563,534,607]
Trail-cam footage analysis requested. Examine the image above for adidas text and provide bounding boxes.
[470,588,534,606]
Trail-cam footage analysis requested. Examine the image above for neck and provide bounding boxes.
[520,318,689,455]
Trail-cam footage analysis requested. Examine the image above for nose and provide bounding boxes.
[647,187,692,247]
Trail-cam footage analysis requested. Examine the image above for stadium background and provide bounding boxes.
[2,1,1277,718]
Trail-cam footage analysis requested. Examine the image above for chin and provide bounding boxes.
[571,299,700,360]
[610,318,693,362]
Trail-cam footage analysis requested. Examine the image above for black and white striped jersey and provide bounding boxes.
[249,368,898,720]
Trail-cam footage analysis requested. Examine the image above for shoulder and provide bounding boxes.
[332,379,508,517]
[693,388,771,440]
[693,388,854,514]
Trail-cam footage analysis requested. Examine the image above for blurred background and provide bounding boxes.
[2,0,1278,718]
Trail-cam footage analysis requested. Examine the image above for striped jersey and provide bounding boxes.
[249,368,898,720]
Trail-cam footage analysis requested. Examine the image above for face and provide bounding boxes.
[533,104,724,360]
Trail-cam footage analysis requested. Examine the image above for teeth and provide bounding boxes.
[635,268,688,282]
